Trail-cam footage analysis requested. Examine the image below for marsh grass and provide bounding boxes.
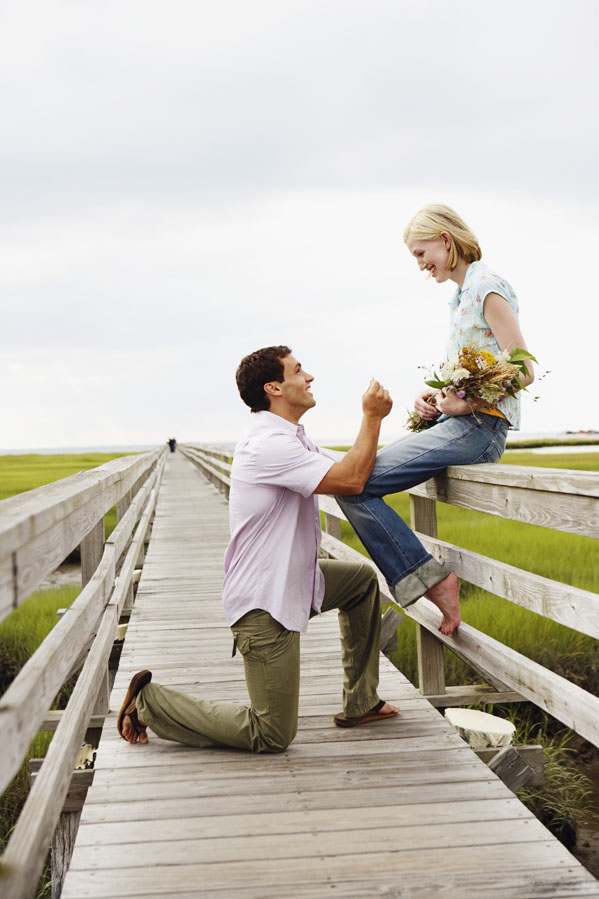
[514,718,596,847]
[0,586,80,698]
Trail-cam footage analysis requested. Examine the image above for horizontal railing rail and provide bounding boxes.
[181,446,599,751]
[0,448,167,899]
[179,443,232,497]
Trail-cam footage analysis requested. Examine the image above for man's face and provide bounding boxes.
[276,354,316,415]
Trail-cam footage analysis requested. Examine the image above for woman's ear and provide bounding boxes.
[440,231,452,250]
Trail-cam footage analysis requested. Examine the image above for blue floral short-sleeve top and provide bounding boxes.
[446,261,521,429]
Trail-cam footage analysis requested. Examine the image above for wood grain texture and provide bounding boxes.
[0,465,163,798]
[54,453,599,899]
[0,450,164,617]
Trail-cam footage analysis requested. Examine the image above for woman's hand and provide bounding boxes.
[435,389,474,416]
[414,387,441,420]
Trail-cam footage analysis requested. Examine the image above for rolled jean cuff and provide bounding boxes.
[392,557,449,608]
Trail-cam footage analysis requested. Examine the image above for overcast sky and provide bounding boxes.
[2,0,597,450]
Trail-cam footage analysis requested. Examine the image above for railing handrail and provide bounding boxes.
[0,448,167,899]
[0,450,165,624]
[180,443,599,752]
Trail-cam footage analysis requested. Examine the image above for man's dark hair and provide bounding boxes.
[236,345,292,412]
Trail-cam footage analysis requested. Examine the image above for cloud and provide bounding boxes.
[0,1,597,448]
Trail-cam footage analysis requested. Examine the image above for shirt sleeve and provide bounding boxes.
[317,446,345,462]
[476,273,516,308]
[253,433,335,497]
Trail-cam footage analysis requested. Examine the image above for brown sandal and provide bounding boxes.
[117,670,152,739]
[333,699,398,728]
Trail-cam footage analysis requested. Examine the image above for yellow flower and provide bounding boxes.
[459,345,497,373]
[479,350,497,367]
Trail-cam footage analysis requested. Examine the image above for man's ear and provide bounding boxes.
[264,381,282,399]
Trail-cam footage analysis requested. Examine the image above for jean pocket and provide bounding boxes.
[231,632,252,657]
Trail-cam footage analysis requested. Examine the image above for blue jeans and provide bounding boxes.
[336,413,509,607]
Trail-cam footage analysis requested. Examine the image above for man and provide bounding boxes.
[119,345,398,751]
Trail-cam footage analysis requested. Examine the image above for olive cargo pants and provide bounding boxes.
[136,559,382,753]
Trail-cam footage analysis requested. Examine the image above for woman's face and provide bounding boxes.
[406,236,452,283]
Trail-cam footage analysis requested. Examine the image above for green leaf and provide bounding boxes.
[509,348,538,364]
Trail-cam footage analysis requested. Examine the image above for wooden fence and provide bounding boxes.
[0,448,166,899]
[180,442,599,747]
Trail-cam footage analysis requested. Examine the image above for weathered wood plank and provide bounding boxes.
[61,842,599,899]
[80,519,104,589]
[0,450,163,617]
[1,605,118,899]
[78,779,513,825]
[0,551,115,795]
[409,476,598,536]
[0,476,162,797]
[59,453,599,899]
[72,797,533,847]
[68,819,549,870]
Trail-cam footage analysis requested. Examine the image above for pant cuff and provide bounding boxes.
[392,557,449,608]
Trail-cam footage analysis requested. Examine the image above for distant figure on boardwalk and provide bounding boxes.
[337,204,535,636]
[119,345,399,752]
[167,437,177,453]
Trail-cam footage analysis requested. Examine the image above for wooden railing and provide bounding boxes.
[0,448,167,899]
[181,443,599,750]
[179,443,232,497]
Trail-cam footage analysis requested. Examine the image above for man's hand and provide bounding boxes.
[362,379,393,419]
[314,380,391,495]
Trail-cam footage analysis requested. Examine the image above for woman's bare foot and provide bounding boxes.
[426,572,461,635]
[121,712,149,744]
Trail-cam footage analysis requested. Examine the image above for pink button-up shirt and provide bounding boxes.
[222,411,342,633]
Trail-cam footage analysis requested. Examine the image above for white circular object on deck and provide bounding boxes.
[444,707,516,750]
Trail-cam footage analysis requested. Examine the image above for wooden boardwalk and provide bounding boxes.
[62,453,599,898]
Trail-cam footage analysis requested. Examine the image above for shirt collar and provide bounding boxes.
[449,261,480,310]
[252,410,304,438]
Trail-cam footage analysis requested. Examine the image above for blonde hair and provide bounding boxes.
[403,203,482,271]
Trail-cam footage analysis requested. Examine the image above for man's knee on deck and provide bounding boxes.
[259,714,298,753]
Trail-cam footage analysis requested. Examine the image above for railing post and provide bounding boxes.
[410,494,446,697]
[80,519,104,588]
[323,513,341,541]
[51,805,80,899]
[116,489,135,614]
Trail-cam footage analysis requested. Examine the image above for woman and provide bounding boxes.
[337,203,534,635]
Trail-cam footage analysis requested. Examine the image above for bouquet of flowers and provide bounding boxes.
[406,342,537,432]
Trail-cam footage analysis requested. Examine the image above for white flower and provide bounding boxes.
[440,354,460,372]
[497,349,510,364]
[450,368,471,383]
